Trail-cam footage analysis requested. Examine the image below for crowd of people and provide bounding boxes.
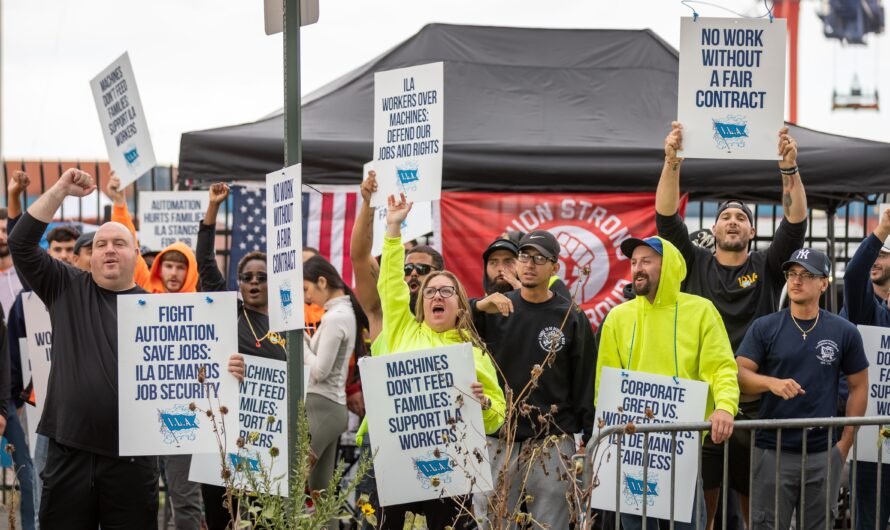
[0,120,885,530]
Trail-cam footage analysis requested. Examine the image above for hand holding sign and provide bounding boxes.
[228,353,246,382]
[106,172,126,205]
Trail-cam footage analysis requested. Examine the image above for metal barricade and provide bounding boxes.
[582,416,890,530]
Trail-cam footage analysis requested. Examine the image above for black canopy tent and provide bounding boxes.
[178,23,890,210]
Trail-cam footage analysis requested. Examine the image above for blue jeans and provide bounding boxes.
[619,481,707,530]
[853,461,890,530]
[6,401,37,530]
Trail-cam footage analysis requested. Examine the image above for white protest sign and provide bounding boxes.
[359,343,492,506]
[855,325,890,463]
[589,367,708,522]
[266,164,304,332]
[371,62,443,208]
[23,294,53,429]
[138,191,210,251]
[677,17,786,160]
[367,162,434,256]
[190,355,289,496]
[117,292,240,456]
[90,52,157,188]
[17,338,40,458]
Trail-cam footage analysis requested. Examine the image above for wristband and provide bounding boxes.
[779,166,799,175]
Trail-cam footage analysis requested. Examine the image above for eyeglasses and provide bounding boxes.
[239,272,268,283]
[517,252,556,265]
[422,286,456,299]
[784,271,822,281]
[404,263,435,276]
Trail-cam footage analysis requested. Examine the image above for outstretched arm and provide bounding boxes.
[196,184,229,292]
[778,127,807,223]
[655,121,684,217]
[350,171,382,339]
[7,171,30,219]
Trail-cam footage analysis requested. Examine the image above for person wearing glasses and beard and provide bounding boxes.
[196,184,287,530]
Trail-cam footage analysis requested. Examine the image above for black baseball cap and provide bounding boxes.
[783,248,831,277]
[620,236,664,259]
[716,200,754,225]
[518,230,560,259]
[74,232,95,254]
[483,238,519,262]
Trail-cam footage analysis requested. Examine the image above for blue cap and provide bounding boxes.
[782,248,831,277]
[620,236,663,259]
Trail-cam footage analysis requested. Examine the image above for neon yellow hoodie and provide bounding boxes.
[596,236,739,419]
[356,237,506,444]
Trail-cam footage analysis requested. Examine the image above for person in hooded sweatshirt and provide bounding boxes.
[596,236,739,530]
[107,175,204,529]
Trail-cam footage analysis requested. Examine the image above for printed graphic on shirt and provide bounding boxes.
[815,339,839,366]
[737,272,759,289]
[538,326,566,353]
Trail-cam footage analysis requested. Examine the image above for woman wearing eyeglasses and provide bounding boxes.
[196,183,287,530]
[356,193,506,529]
[301,256,368,520]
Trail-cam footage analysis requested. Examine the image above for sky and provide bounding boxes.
[3,0,888,165]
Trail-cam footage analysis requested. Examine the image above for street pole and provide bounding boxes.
[283,0,303,488]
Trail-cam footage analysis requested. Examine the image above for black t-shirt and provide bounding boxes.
[8,213,145,457]
[737,309,869,452]
[657,212,806,351]
[474,290,596,442]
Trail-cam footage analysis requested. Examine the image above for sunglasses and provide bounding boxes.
[239,272,268,283]
[422,286,456,299]
[404,263,436,276]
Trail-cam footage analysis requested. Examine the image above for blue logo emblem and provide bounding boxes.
[395,161,420,194]
[228,452,261,473]
[124,146,140,164]
[712,116,749,152]
[623,471,658,507]
[158,405,199,446]
[413,451,455,489]
[278,280,293,320]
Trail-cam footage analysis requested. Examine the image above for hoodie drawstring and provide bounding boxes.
[624,302,681,385]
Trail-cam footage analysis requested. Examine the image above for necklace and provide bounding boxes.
[242,308,286,348]
[790,311,819,340]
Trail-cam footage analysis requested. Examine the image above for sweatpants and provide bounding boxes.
[751,446,844,530]
[162,454,203,529]
[38,439,159,530]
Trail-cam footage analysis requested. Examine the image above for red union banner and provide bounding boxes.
[440,192,686,331]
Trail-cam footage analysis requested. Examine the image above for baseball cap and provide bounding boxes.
[716,200,754,225]
[483,238,519,262]
[620,236,664,259]
[518,230,560,259]
[782,248,831,277]
[74,232,95,254]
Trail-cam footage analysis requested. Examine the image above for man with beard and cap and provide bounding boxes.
[657,122,808,529]
[841,207,890,530]
[349,170,444,342]
[597,236,739,530]
[473,229,597,529]
[737,248,868,530]
[9,168,159,528]
[73,231,95,272]
[482,238,520,295]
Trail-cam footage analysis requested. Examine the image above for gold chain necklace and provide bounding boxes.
[790,311,819,340]
[242,308,286,348]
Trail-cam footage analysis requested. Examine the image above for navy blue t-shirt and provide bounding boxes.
[737,309,869,453]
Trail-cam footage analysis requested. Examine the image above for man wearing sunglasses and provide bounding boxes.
[736,248,868,530]
[474,229,597,529]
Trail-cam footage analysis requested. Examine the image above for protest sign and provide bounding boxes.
[359,343,492,506]
[23,294,53,429]
[371,62,443,208]
[17,338,41,457]
[855,325,890,463]
[118,292,240,456]
[90,52,156,188]
[366,162,434,256]
[589,367,708,522]
[138,191,210,251]
[677,17,786,160]
[190,355,289,496]
[266,164,304,332]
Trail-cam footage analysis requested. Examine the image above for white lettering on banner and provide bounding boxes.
[855,325,890,463]
[138,191,210,250]
[371,62,444,208]
[118,292,240,456]
[89,52,157,187]
[589,367,708,522]
[265,164,304,333]
[677,17,786,160]
[359,344,492,506]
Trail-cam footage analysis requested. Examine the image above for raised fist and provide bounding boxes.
[209,183,229,205]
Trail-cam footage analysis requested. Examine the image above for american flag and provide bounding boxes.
[227,185,359,289]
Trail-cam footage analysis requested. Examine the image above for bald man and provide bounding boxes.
[9,168,158,529]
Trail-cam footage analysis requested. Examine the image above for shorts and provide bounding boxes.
[701,399,760,494]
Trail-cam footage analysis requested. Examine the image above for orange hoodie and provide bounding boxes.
[112,203,199,293]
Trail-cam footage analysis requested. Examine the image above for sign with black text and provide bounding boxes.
[266,164,304,332]
[138,191,210,250]
[856,325,890,463]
